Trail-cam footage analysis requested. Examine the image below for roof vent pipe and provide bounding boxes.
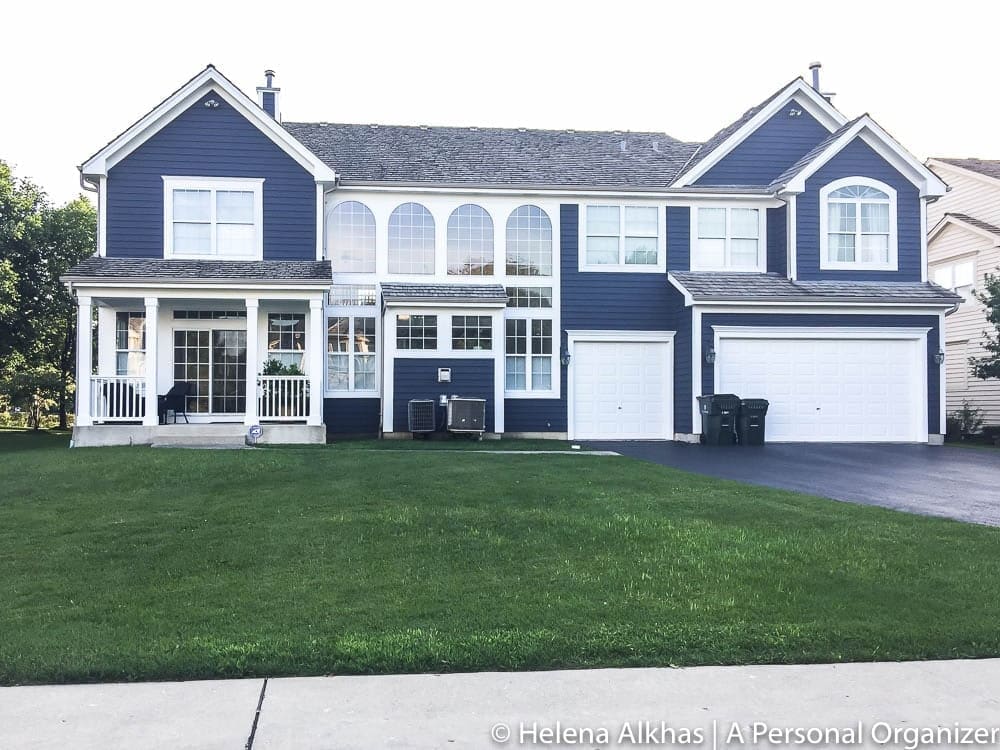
[256,69,281,120]
[809,61,821,91]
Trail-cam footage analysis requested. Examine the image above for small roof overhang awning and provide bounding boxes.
[379,282,508,308]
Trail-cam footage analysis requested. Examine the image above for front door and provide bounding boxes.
[173,329,247,414]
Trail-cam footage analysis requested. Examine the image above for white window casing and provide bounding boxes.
[162,176,264,260]
[326,314,379,395]
[579,204,665,272]
[690,205,766,272]
[819,176,898,271]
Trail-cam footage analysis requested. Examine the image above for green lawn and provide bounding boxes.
[2,429,1000,685]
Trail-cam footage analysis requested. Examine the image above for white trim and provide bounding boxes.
[692,307,702,433]
[926,158,1000,191]
[818,176,898,272]
[142,297,159,426]
[938,310,947,435]
[340,183,785,202]
[786,195,797,280]
[244,298,260,425]
[76,295,93,427]
[577,203,666,273]
[97,176,107,257]
[323,310,380,397]
[162,176,265,260]
[315,184,325,261]
[694,303,951,315]
[920,199,928,282]
[307,299,324,426]
[689,204,767,272]
[779,116,948,198]
[666,273,694,305]
[492,307,505,434]
[927,213,1000,246]
[80,67,337,182]
[673,81,848,187]
[565,329,676,441]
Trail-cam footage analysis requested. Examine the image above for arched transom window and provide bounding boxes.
[327,201,376,273]
[447,204,494,275]
[821,178,896,269]
[505,205,552,276]
[388,202,436,274]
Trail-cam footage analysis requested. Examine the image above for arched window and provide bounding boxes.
[327,201,375,273]
[388,203,435,274]
[505,205,552,276]
[820,177,896,270]
[447,204,494,275]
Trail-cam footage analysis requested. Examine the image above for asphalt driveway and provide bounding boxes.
[587,442,1000,525]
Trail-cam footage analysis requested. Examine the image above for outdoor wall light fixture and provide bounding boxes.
[934,349,945,365]
[705,346,717,365]
[560,348,571,367]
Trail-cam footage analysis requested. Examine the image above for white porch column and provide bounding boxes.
[75,295,93,427]
[244,297,260,426]
[142,297,159,426]
[307,297,324,426]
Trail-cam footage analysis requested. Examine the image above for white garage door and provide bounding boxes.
[717,335,925,442]
[572,340,672,439]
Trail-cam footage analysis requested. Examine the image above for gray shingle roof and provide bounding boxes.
[63,257,332,282]
[945,212,1000,237]
[283,122,699,189]
[670,272,963,304]
[935,158,1000,181]
[379,282,507,303]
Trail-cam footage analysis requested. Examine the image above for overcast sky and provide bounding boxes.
[5,0,998,205]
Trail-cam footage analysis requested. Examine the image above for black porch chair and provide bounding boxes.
[158,382,192,424]
[102,381,144,421]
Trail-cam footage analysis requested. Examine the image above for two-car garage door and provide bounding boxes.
[716,332,927,442]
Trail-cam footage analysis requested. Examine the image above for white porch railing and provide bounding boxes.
[257,376,310,421]
[91,376,146,422]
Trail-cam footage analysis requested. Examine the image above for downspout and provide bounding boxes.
[79,169,99,256]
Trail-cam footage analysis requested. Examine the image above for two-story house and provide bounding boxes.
[64,65,959,447]
[926,158,1000,428]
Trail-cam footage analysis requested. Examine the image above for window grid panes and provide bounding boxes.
[506,286,553,308]
[396,314,437,350]
[585,205,659,266]
[173,330,211,413]
[210,329,247,414]
[329,284,378,306]
[328,201,376,273]
[505,205,552,276]
[171,186,256,257]
[695,207,760,270]
[173,310,247,320]
[452,315,493,351]
[267,313,305,368]
[505,318,553,392]
[389,203,436,274]
[327,316,377,391]
[447,204,494,275]
[115,312,146,376]
[826,184,891,265]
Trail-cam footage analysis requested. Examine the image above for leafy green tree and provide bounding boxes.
[0,259,17,321]
[0,355,66,430]
[972,272,1000,380]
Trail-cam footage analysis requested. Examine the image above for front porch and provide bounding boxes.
[63,258,333,447]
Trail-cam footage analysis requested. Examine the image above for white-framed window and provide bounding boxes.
[451,315,493,351]
[819,177,897,271]
[389,202,435,274]
[933,258,976,301]
[162,177,264,259]
[505,205,552,276]
[505,318,553,392]
[115,312,146,376]
[396,314,437,350]
[327,201,376,273]
[327,316,377,392]
[447,204,494,275]
[329,284,378,307]
[506,286,553,308]
[691,206,764,271]
[266,313,305,368]
[582,205,662,270]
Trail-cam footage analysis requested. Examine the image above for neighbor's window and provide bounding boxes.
[933,259,976,301]
[396,314,437,350]
[389,202,435,274]
[115,312,146,376]
[821,179,896,269]
[505,318,552,391]
[693,207,762,270]
[584,205,659,267]
[505,205,552,276]
[447,204,494,275]
[327,201,376,273]
[452,315,493,351]
[267,313,305,368]
[163,178,262,259]
[506,286,553,308]
[327,316,377,391]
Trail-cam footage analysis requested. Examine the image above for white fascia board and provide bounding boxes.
[80,67,337,183]
[926,158,1000,191]
[382,299,507,309]
[341,183,782,203]
[666,273,695,305]
[781,117,948,198]
[693,302,952,315]
[927,214,1000,246]
[711,325,930,339]
[566,329,676,343]
[672,80,848,188]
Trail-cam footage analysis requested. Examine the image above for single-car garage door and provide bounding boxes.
[571,338,672,440]
[717,332,926,442]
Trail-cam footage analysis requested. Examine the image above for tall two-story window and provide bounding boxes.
[327,201,376,273]
[505,319,553,392]
[389,203,435,274]
[505,205,552,276]
[820,177,897,270]
[162,177,263,259]
[447,204,494,275]
[692,207,762,271]
[115,312,146,375]
[583,205,660,269]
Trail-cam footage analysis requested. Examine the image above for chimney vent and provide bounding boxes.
[256,69,281,120]
[809,61,821,91]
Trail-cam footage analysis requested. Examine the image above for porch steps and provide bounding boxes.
[150,424,247,448]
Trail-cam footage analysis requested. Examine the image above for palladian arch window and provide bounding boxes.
[447,204,494,275]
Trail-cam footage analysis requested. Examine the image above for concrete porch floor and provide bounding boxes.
[71,423,326,447]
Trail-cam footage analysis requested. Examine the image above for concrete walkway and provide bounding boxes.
[3,660,1000,749]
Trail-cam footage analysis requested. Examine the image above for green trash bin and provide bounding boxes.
[697,393,741,445]
[737,399,769,445]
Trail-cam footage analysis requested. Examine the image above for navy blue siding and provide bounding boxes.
[106,90,316,260]
[261,91,276,118]
[672,302,693,433]
[696,106,830,186]
[504,399,564,432]
[766,206,787,275]
[666,206,690,271]
[324,397,380,436]
[700,314,940,434]
[796,139,921,281]
[393,359,494,432]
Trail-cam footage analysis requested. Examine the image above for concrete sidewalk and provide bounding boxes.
[3,660,1000,749]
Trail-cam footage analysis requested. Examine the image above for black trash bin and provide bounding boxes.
[737,399,769,445]
[697,393,741,445]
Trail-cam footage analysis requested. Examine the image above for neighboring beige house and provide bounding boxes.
[926,158,1000,426]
